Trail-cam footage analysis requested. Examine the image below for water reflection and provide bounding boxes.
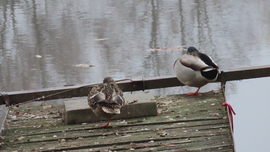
[226,78,270,152]
[1,1,270,151]
[1,1,269,91]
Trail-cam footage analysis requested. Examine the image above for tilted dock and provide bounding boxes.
[1,91,233,151]
[2,65,270,151]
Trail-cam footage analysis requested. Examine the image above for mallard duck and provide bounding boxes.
[173,46,220,95]
[88,77,125,127]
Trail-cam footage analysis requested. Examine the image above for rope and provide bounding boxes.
[9,87,81,108]
[220,71,236,133]
[8,78,131,108]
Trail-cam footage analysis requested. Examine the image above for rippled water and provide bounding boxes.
[1,1,270,151]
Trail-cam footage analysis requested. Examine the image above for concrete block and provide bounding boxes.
[64,92,157,124]
[124,92,155,103]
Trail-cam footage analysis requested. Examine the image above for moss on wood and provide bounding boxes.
[0,90,234,152]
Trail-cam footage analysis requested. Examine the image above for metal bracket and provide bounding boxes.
[219,71,227,101]
[131,76,145,92]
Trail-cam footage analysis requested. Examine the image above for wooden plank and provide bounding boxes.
[1,65,270,105]
[1,91,234,151]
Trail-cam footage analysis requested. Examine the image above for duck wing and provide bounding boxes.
[87,84,106,106]
[112,82,125,105]
[199,53,218,68]
[179,54,209,71]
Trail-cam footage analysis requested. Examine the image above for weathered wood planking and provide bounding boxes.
[1,65,270,105]
[1,91,234,151]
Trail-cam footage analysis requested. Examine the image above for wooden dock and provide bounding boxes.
[1,91,234,151]
[2,65,270,151]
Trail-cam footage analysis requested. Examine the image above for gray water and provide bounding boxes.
[1,1,270,151]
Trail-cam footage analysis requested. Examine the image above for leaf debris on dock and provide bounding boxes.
[0,90,234,151]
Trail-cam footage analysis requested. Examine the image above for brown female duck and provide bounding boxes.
[87,77,125,127]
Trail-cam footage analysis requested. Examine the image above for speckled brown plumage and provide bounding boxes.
[87,77,125,127]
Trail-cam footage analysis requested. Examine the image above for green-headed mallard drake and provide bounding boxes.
[88,77,125,127]
[173,46,220,95]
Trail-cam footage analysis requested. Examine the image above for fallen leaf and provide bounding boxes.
[163,144,176,147]
[10,115,17,119]
[18,136,25,140]
[212,113,220,116]
[30,115,36,118]
[34,116,43,119]
[157,131,168,137]
[42,105,52,109]
[36,125,43,128]
[162,110,175,114]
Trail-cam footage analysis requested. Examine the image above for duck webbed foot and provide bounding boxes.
[187,87,200,96]
[99,119,111,127]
